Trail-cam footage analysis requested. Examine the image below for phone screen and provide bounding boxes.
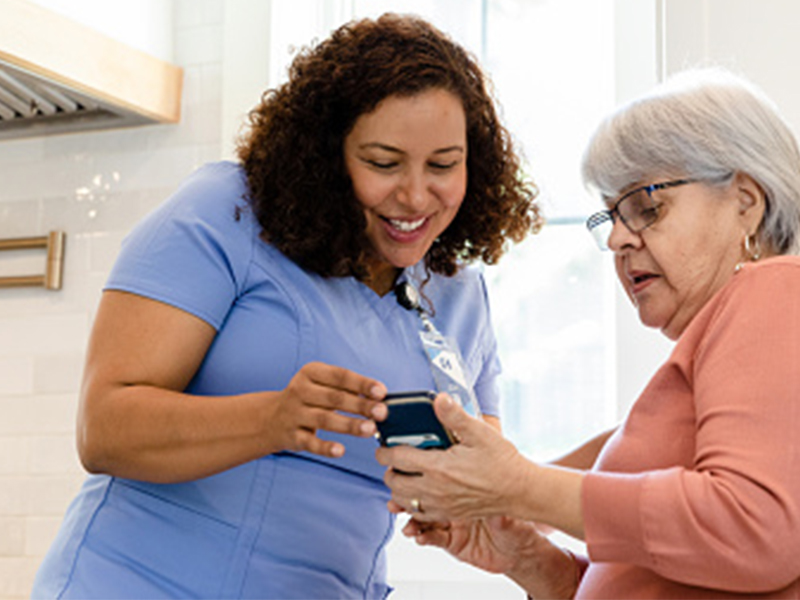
[376,391,453,449]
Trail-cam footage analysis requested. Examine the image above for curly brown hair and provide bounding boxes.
[237,13,541,279]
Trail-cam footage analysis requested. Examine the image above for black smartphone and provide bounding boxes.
[376,391,454,449]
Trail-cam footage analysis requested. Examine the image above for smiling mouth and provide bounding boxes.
[384,217,427,232]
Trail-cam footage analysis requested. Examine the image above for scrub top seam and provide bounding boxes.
[363,506,396,598]
[55,478,114,599]
[219,459,280,598]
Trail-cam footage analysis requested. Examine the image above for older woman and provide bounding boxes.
[377,68,800,598]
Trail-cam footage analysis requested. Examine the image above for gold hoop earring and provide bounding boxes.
[736,234,762,273]
[744,234,762,261]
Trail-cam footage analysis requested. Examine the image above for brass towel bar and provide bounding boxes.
[0,230,66,290]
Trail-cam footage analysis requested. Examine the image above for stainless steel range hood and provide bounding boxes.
[0,0,183,141]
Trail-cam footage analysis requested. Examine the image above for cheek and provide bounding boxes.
[351,174,390,209]
[653,239,694,288]
[614,257,634,301]
[439,172,468,209]
[443,192,465,213]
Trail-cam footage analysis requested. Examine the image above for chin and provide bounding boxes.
[636,309,665,332]
[387,252,427,269]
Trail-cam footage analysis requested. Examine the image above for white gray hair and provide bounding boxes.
[581,68,800,254]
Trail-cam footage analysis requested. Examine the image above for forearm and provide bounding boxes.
[507,461,586,540]
[506,542,580,600]
[482,414,501,432]
[550,427,616,470]
[78,384,280,483]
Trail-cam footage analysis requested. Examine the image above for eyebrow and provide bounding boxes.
[358,142,465,155]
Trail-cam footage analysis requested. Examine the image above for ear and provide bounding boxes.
[733,172,767,233]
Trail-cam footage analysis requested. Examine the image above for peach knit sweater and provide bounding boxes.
[579,256,800,598]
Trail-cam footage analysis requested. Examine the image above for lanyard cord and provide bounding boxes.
[395,280,481,416]
[394,281,435,332]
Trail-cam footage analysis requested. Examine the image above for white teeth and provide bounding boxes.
[389,217,426,232]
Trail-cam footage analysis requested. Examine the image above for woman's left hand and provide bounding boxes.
[402,516,581,598]
[375,393,528,522]
[402,516,541,574]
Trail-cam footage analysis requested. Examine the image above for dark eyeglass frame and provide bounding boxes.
[585,178,697,250]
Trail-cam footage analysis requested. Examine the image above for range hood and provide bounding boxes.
[0,0,183,140]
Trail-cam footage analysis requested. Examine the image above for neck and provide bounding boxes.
[365,264,401,296]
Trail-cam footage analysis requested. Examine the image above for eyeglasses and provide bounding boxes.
[586,178,697,250]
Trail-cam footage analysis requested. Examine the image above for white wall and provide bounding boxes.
[662,0,800,133]
[27,0,175,61]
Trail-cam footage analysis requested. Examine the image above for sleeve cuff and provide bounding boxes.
[582,471,647,563]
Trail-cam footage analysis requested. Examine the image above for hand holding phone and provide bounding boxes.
[375,391,454,449]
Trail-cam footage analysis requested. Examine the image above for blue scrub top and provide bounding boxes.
[32,162,502,599]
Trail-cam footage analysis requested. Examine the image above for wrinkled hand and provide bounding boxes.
[376,394,529,522]
[403,516,547,574]
[404,516,581,598]
[269,362,387,458]
[403,516,580,598]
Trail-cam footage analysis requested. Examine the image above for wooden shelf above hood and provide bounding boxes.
[0,0,183,140]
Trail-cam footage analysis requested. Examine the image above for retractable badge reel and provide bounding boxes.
[395,281,481,417]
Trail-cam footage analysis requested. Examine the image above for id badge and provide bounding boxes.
[419,326,481,417]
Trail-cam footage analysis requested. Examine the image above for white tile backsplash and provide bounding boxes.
[0,199,42,238]
[0,395,77,436]
[0,518,25,556]
[28,436,83,474]
[0,439,29,476]
[33,354,83,395]
[0,358,34,396]
[0,138,44,165]
[0,556,39,600]
[0,1,226,594]
[0,314,89,356]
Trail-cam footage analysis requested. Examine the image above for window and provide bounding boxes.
[480,0,618,459]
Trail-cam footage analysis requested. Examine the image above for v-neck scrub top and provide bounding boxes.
[32,162,502,599]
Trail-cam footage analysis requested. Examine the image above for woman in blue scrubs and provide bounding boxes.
[32,13,541,599]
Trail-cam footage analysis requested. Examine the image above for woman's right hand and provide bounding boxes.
[267,361,388,458]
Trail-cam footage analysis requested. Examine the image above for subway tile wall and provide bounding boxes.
[0,1,225,596]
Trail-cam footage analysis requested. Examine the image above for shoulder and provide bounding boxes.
[164,161,250,222]
[179,160,248,196]
[418,263,488,289]
[718,255,800,311]
[697,256,800,314]
[666,256,800,401]
[733,255,800,283]
[412,264,490,308]
[680,256,800,358]
[410,265,494,338]
[126,161,257,254]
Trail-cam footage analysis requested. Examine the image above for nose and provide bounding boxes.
[606,217,642,252]
[397,169,428,210]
